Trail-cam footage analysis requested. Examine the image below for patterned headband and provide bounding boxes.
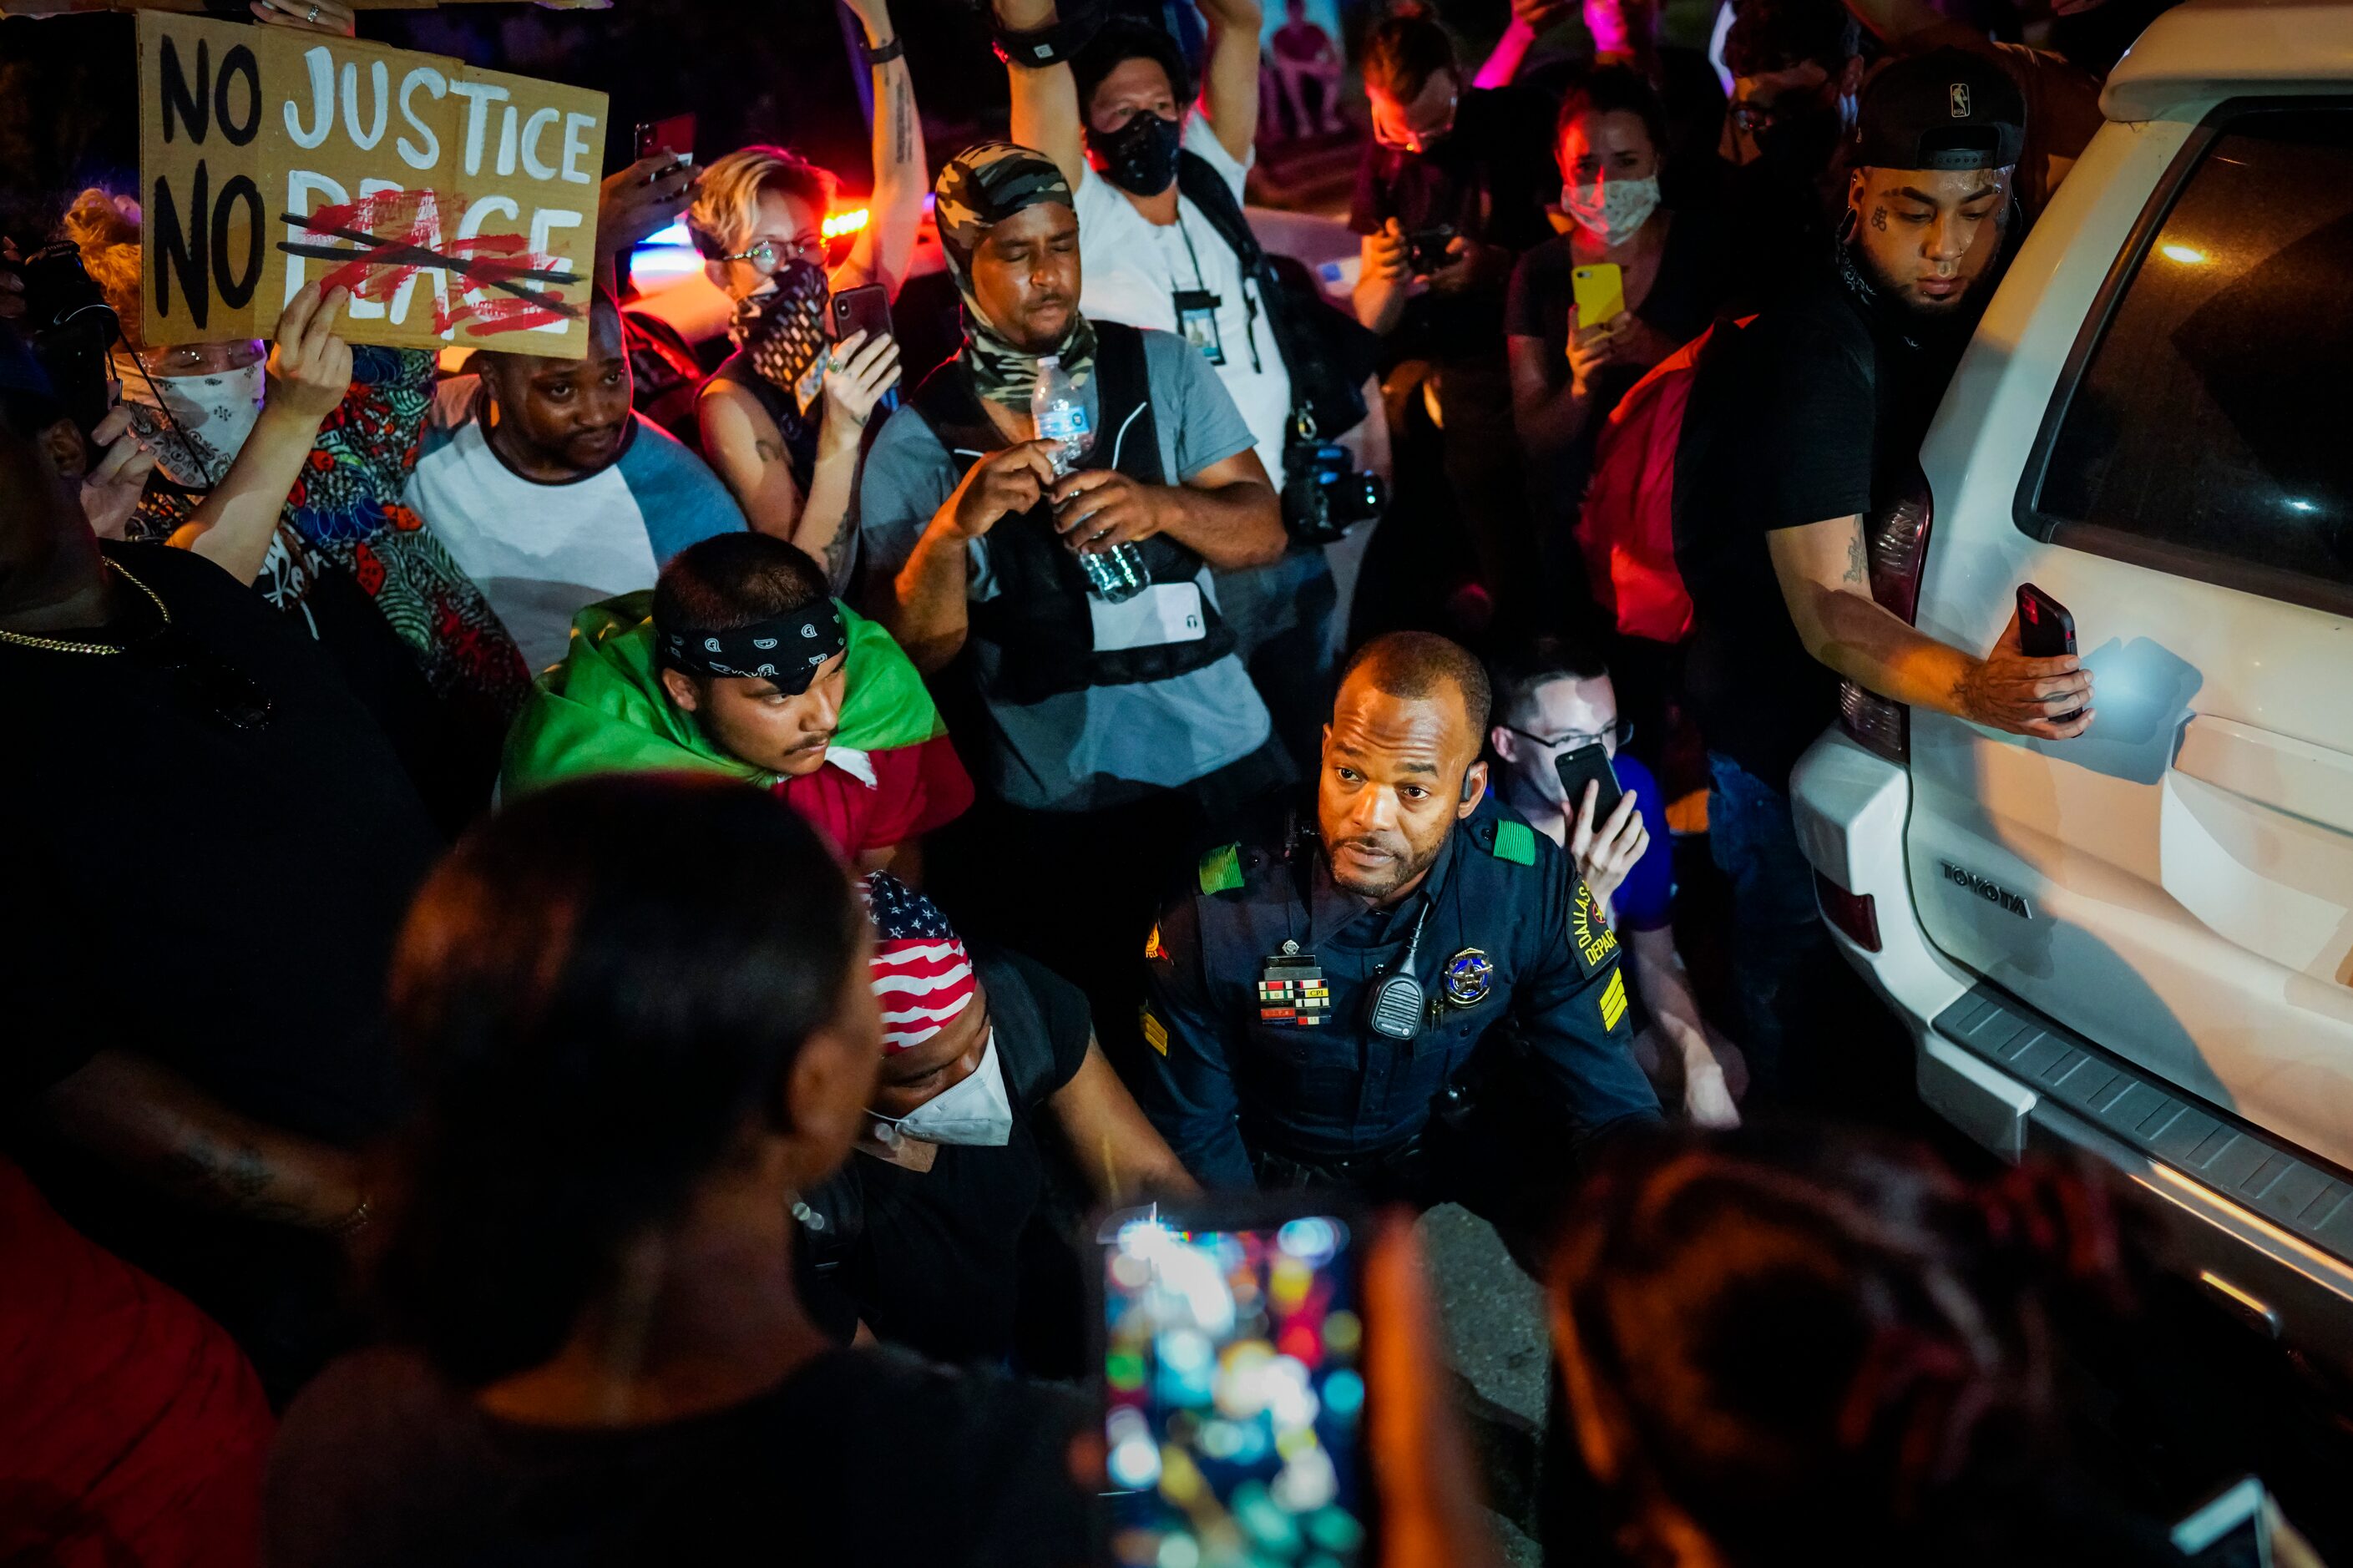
[658,599,847,689]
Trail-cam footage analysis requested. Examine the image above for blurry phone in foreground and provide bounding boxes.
[1555,739,1624,828]
[2015,582,2082,721]
[2173,1476,2271,1568]
[1571,261,1625,329]
[634,114,696,179]
[1095,1198,1374,1568]
[827,284,898,416]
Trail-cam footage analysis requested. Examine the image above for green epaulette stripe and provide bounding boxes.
[1490,819,1537,866]
[1198,842,1245,894]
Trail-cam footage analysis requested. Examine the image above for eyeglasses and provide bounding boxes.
[135,629,275,731]
[718,234,826,275]
[1501,719,1632,753]
[1372,93,1457,154]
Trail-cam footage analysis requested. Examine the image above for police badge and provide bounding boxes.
[1443,948,1495,1008]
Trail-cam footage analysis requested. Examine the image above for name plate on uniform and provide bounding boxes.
[1088,582,1207,652]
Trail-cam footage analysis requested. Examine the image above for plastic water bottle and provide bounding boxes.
[1032,354,1149,604]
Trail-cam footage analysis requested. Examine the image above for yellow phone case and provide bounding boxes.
[1572,262,1626,329]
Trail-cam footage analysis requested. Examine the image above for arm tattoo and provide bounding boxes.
[157,1138,315,1227]
[891,73,913,167]
[822,512,858,594]
[754,438,786,466]
[1870,206,1888,233]
[1844,528,1869,586]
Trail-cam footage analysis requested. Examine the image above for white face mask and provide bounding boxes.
[870,1028,1015,1149]
[112,352,266,488]
[1561,174,1662,249]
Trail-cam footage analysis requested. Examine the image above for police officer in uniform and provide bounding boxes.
[1134,632,1660,1224]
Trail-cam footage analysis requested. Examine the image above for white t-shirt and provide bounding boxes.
[1075,119,1293,488]
[402,378,746,672]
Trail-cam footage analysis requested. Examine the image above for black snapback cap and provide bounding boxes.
[1853,47,2027,171]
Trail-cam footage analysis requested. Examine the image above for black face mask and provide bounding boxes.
[1755,101,1844,180]
[1089,110,1183,196]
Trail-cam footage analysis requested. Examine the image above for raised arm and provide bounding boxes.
[839,0,929,297]
[169,284,352,586]
[1197,0,1267,164]
[36,1049,367,1232]
[996,0,1087,190]
[1766,517,2094,738]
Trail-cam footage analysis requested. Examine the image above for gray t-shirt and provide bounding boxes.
[858,327,1273,813]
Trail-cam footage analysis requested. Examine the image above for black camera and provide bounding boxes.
[1283,440,1386,547]
[4,243,119,435]
[1404,224,1457,276]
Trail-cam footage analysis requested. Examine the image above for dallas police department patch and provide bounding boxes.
[1443,948,1494,1007]
[1600,969,1628,1031]
[1571,882,1620,974]
[1144,923,1166,961]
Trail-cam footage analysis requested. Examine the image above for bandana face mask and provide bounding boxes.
[729,258,831,417]
[1561,174,1662,249]
[933,140,1101,407]
[113,352,265,488]
[658,597,848,688]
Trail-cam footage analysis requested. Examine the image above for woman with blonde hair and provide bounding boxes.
[691,0,927,591]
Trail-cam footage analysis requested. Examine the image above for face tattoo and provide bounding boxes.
[931,141,1099,408]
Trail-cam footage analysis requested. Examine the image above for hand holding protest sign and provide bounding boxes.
[136,13,607,357]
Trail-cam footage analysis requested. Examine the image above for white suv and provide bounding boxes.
[1789,0,2353,1370]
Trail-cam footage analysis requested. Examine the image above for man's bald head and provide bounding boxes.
[1338,632,1493,736]
[1322,633,1491,903]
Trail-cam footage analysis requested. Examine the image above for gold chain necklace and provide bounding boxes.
[0,561,170,655]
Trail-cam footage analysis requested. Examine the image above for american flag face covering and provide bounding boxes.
[862,871,978,1054]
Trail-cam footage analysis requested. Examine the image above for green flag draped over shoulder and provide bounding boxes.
[502,592,944,799]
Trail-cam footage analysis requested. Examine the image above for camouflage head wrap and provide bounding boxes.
[932,141,1097,407]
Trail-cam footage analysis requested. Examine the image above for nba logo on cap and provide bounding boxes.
[1949,82,1971,117]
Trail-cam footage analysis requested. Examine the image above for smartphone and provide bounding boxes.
[634,113,696,178]
[1404,224,1456,276]
[2172,1475,2271,1568]
[1095,1196,1375,1568]
[829,282,893,345]
[1555,740,1624,827]
[827,283,899,415]
[2016,581,2082,721]
[1571,261,1626,329]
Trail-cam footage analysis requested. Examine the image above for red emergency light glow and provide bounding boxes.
[823,208,870,240]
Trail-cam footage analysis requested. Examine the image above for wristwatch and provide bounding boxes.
[989,0,1105,68]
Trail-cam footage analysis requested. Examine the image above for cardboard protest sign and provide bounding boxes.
[135,13,607,357]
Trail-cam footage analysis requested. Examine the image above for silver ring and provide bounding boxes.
[306,3,320,20]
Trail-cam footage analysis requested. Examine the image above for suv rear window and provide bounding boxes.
[2022,104,2353,614]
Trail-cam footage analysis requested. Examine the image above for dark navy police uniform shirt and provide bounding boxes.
[1136,795,1660,1188]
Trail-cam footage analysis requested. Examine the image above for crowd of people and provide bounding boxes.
[1,0,2300,1561]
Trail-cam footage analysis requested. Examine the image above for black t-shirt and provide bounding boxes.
[1504,205,1733,521]
[807,948,1091,1368]
[1672,267,1968,788]
[266,1345,1090,1568]
[3,543,440,1373]
[1349,85,1557,361]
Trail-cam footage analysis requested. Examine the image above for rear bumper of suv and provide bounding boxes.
[1789,731,2353,1373]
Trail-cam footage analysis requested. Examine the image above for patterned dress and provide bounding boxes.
[127,346,531,720]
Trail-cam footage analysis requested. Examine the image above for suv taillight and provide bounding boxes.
[1837,479,1934,764]
[1814,870,1882,952]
